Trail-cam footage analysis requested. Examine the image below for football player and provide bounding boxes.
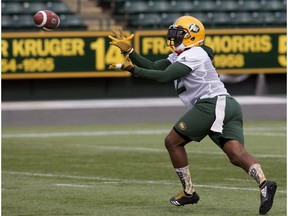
[108,16,277,215]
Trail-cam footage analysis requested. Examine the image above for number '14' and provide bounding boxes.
[90,38,125,70]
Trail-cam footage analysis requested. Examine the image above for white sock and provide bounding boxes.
[175,165,194,195]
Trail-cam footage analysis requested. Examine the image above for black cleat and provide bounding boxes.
[259,180,277,215]
[170,190,200,206]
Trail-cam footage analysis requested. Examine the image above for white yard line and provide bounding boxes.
[225,178,256,183]
[55,183,96,188]
[244,127,287,131]
[54,183,286,194]
[2,128,286,159]
[1,96,286,111]
[1,129,169,138]
[245,132,286,137]
[2,171,286,193]
[68,145,285,159]
[2,128,286,139]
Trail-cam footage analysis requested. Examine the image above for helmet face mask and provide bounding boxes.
[166,16,205,52]
[167,25,188,47]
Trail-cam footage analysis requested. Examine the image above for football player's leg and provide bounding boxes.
[165,128,200,206]
[222,139,277,215]
[166,104,214,206]
[165,128,189,168]
[211,96,277,214]
[222,139,258,173]
[165,129,194,195]
[216,103,267,188]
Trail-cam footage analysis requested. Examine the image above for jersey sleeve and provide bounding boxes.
[133,62,191,83]
[130,50,171,70]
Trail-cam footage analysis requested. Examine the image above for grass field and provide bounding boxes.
[2,121,286,216]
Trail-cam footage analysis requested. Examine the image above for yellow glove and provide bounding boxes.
[108,55,135,72]
[108,27,134,54]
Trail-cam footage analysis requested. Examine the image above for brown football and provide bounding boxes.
[34,10,60,31]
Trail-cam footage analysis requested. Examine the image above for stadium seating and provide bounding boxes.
[2,15,16,30]
[170,1,194,13]
[103,0,286,29]
[130,13,162,29]
[192,0,218,12]
[2,0,286,31]
[214,0,240,11]
[2,2,24,14]
[148,1,173,13]
[262,0,285,11]
[46,1,70,14]
[59,14,87,30]
[210,12,233,26]
[238,0,262,11]
[116,1,150,14]
[2,0,87,31]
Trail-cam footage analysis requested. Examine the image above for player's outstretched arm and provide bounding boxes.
[129,50,171,70]
[108,28,171,70]
[109,57,190,83]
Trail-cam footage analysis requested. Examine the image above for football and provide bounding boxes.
[33,10,60,31]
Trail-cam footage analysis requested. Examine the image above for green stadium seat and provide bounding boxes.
[148,1,172,13]
[118,1,150,14]
[148,12,212,28]
[104,0,286,29]
[273,11,287,25]
[238,0,262,11]
[2,2,23,14]
[255,11,286,26]
[170,1,194,13]
[3,0,60,2]
[161,13,183,26]
[180,12,212,26]
[256,12,277,26]
[23,2,47,14]
[17,15,37,29]
[47,2,71,14]
[231,12,256,26]
[210,12,232,26]
[129,13,162,28]
[59,14,87,30]
[262,0,285,11]
[215,0,239,11]
[1,0,86,31]
[2,15,16,30]
[192,0,217,12]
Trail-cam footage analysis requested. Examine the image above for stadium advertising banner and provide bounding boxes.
[1,31,130,79]
[2,28,286,79]
[134,28,286,75]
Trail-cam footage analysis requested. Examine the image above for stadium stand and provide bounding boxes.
[2,0,286,31]
[99,0,286,29]
[1,0,87,31]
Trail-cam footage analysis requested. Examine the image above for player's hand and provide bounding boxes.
[108,55,135,72]
[108,27,134,54]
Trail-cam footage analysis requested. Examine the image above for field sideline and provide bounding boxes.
[2,120,286,216]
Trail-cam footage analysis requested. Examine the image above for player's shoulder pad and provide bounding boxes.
[179,47,209,62]
[200,45,214,60]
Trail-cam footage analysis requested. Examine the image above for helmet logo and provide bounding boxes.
[189,24,200,33]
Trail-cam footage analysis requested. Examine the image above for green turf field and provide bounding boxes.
[2,121,286,216]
